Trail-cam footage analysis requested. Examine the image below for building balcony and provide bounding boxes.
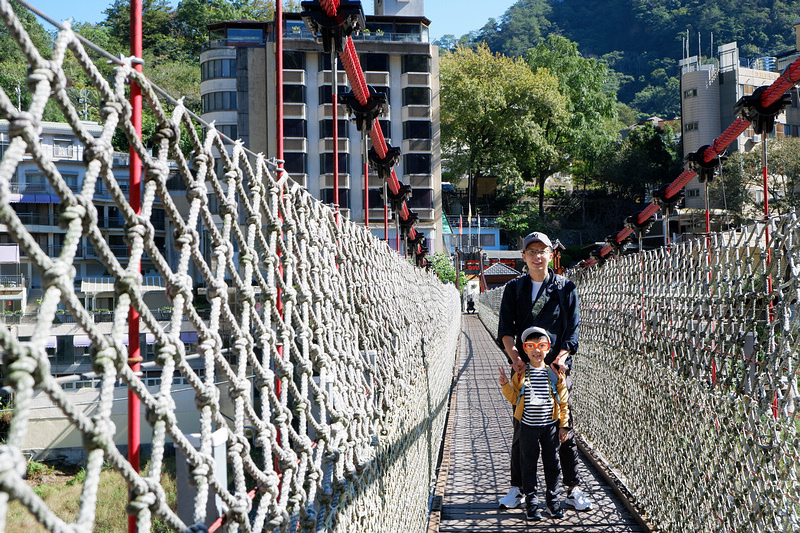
[401,73,431,87]
[318,138,350,153]
[402,106,430,120]
[321,174,351,188]
[402,139,432,153]
[283,70,305,84]
[283,103,306,118]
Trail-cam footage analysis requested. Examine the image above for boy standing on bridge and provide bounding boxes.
[498,326,569,520]
[496,231,592,511]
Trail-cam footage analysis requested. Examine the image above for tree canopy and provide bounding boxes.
[439,43,567,208]
[453,0,800,121]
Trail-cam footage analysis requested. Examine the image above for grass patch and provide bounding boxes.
[7,458,177,532]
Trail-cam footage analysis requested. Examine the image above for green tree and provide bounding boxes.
[711,137,800,222]
[101,0,174,52]
[428,251,464,289]
[439,43,567,208]
[524,35,619,213]
[598,122,682,201]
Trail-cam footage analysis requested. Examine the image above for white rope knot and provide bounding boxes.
[153,339,178,367]
[146,393,176,426]
[125,215,154,243]
[186,184,208,206]
[84,138,114,164]
[126,490,157,515]
[191,152,211,172]
[115,272,142,298]
[3,345,39,389]
[223,168,239,183]
[42,261,76,291]
[218,200,236,219]
[153,121,180,144]
[166,272,192,303]
[99,101,123,122]
[174,226,200,249]
[60,196,97,235]
[84,418,116,451]
[26,66,55,90]
[145,161,170,186]
[91,344,121,374]
[229,433,250,458]
[8,111,39,138]
[206,279,229,303]
[194,384,219,410]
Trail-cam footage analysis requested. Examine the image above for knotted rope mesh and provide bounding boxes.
[0,2,461,531]
[481,216,800,533]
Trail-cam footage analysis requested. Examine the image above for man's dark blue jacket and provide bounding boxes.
[496,269,580,367]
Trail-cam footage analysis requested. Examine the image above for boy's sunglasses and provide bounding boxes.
[523,341,551,351]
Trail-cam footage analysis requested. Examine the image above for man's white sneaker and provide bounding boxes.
[498,486,523,509]
[564,487,592,511]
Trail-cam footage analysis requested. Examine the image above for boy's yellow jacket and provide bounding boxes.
[501,368,570,427]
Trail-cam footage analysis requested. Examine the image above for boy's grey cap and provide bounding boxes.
[521,326,551,342]
[522,232,553,250]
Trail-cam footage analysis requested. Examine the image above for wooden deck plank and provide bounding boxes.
[430,315,645,533]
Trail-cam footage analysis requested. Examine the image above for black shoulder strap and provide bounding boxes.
[553,274,569,341]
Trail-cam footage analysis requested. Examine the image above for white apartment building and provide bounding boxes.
[199,0,444,253]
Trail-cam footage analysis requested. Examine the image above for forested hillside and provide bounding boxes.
[439,0,800,120]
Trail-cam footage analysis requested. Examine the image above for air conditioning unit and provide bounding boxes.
[752,134,761,143]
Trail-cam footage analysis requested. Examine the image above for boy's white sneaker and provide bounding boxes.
[498,486,523,509]
[564,487,592,510]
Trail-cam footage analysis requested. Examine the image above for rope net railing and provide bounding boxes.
[480,214,800,533]
[0,1,461,531]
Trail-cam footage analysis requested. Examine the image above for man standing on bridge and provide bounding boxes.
[496,231,592,511]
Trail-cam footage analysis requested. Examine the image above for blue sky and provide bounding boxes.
[26,0,516,41]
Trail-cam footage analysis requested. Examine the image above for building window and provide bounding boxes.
[284,152,307,174]
[403,121,431,140]
[377,120,391,139]
[283,85,306,104]
[402,87,430,106]
[743,84,754,96]
[201,58,236,80]
[283,50,305,70]
[319,53,344,71]
[362,53,389,72]
[318,85,348,102]
[216,124,238,140]
[319,119,348,138]
[202,91,237,112]
[683,88,697,98]
[321,188,350,208]
[687,189,700,197]
[284,118,307,138]
[25,172,47,192]
[227,28,264,44]
[685,122,699,132]
[372,86,390,101]
[320,153,350,174]
[407,188,432,209]
[404,154,431,175]
[368,188,385,208]
[402,54,429,73]
[53,138,74,158]
[64,174,79,192]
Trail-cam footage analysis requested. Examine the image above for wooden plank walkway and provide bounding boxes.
[429,315,646,532]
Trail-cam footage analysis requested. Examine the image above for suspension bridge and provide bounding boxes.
[0,0,797,532]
